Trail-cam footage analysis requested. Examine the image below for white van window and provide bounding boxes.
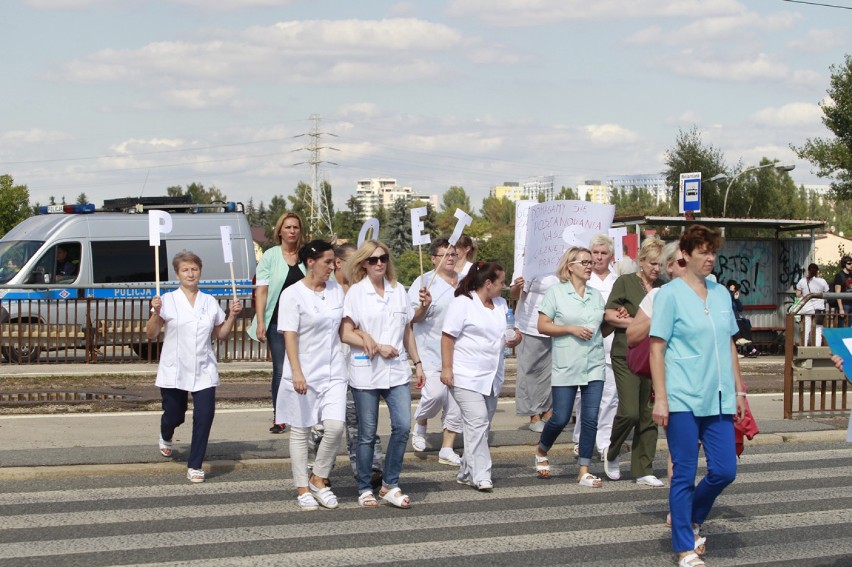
[0,240,42,284]
[92,240,167,283]
[55,243,81,283]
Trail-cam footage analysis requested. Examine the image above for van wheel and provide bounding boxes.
[133,342,162,362]
[2,344,42,364]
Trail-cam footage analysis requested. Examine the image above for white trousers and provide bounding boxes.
[290,419,344,488]
[451,386,497,486]
[572,362,618,452]
[413,370,463,433]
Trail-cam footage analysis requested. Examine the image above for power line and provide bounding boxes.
[781,0,852,9]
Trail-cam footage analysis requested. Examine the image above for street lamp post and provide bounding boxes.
[714,162,796,218]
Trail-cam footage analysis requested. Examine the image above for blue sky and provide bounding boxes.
[2,0,850,212]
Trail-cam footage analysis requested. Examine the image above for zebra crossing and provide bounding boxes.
[1,441,851,566]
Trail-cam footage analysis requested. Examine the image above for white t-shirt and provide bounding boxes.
[408,270,457,374]
[442,293,507,396]
[638,287,660,318]
[155,290,225,392]
[343,278,414,390]
[796,276,829,314]
[511,273,560,337]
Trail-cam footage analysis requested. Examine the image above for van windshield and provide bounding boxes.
[0,240,44,284]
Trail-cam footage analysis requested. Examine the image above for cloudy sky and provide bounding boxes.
[2,0,850,212]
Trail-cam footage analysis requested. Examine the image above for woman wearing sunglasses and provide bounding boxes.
[650,224,746,567]
[340,240,425,509]
[533,247,611,487]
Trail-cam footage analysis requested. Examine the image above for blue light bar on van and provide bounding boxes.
[39,204,96,215]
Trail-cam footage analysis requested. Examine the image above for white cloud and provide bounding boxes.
[1,129,73,144]
[25,0,106,8]
[788,28,848,54]
[583,124,639,146]
[446,0,744,27]
[627,12,797,46]
[751,102,822,127]
[59,19,471,93]
[662,51,789,82]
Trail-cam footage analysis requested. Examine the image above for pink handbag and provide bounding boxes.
[627,336,651,378]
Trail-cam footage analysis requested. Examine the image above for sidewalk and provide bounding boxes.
[0,356,847,477]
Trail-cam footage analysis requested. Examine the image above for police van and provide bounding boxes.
[0,196,256,362]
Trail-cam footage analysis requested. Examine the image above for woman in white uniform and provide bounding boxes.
[148,251,242,484]
[340,240,426,509]
[408,238,462,465]
[276,240,348,511]
[442,261,521,491]
[454,235,477,279]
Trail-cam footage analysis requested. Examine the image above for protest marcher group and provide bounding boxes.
[148,207,752,567]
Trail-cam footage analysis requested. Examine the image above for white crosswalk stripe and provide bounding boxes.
[1,442,851,566]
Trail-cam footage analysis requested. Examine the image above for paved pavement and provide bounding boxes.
[0,356,848,478]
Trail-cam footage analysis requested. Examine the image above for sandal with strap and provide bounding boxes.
[380,487,411,509]
[309,483,339,509]
[678,552,706,567]
[358,491,379,508]
[694,526,706,556]
[578,472,602,488]
[535,455,551,479]
[297,492,319,511]
[158,436,173,458]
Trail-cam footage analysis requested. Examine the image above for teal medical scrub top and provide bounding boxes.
[538,281,606,387]
[649,278,739,417]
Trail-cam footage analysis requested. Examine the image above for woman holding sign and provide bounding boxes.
[275,240,347,510]
[148,251,242,483]
[248,213,306,434]
[340,240,425,509]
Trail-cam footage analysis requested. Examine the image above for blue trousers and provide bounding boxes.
[351,385,411,493]
[539,381,604,467]
[667,411,737,553]
[160,387,216,470]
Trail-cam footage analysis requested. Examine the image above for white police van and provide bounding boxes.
[0,196,255,362]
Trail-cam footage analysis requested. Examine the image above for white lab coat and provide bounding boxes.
[155,290,225,392]
[274,279,347,427]
[442,293,507,396]
[408,270,457,374]
[343,277,413,390]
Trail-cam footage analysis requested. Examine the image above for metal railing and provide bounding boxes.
[783,292,851,418]
[0,284,265,364]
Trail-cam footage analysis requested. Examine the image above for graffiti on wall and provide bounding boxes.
[713,239,807,306]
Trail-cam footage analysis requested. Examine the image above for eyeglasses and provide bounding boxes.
[432,252,458,258]
[366,254,390,266]
[676,258,687,268]
[570,260,593,267]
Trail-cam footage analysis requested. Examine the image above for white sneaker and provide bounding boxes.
[186,468,205,483]
[438,450,461,466]
[636,475,665,487]
[411,432,427,452]
[603,453,621,480]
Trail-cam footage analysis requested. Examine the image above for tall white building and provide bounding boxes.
[605,174,669,203]
[490,176,555,202]
[355,178,438,218]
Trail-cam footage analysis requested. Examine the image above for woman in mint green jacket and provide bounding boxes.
[248,213,306,433]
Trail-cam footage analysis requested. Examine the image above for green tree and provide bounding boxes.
[264,195,288,243]
[167,183,227,211]
[0,175,33,235]
[333,195,365,243]
[383,197,412,257]
[554,186,578,200]
[477,232,515,280]
[663,126,728,215]
[438,186,473,234]
[794,54,852,199]
[609,187,659,216]
[75,193,89,205]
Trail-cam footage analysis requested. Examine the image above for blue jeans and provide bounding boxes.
[160,386,216,470]
[351,384,411,493]
[667,411,737,553]
[267,329,285,419]
[539,380,604,466]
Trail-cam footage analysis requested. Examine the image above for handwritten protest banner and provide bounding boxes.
[519,201,614,281]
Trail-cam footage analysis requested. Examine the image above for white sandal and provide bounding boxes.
[297,492,319,511]
[578,472,602,488]
[535,455,551,479]
[380,487,411,509]
[678,552,706,566]
[309,483,339,509]
[158,436,173,458]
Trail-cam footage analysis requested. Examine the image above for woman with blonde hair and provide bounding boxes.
[340,240,425,509]
[533,247,610,487]
[603,236,665,486]
[248,212,306,434]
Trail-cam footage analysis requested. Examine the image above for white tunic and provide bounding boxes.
[274,279,347,427]
[344,278,414,390]
[442,293,507,397]
[510,273,560,337]
[589,269,618,362]
[155,290,225,392]
[408,270,457,374]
